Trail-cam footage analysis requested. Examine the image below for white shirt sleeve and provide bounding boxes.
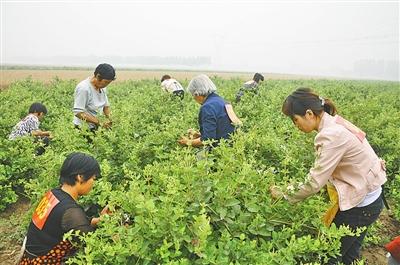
[161,80,169,92]
[73,86,89,114]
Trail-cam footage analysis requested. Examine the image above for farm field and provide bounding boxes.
[0,69,343,89]
[0,75,399,264]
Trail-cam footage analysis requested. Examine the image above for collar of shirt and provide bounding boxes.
[204,92,217,103]
[87,77,104,94]
[317,112,334,132]
[26,113,39,123]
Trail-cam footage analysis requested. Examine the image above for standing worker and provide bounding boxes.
[73,63,115,131]
[270,87,387,265]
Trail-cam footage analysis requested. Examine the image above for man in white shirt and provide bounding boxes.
[160,75,185,100]
[73,63,115,131]
[235,73,265,103]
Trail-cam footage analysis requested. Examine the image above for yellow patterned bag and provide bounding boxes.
[322,183,339,227]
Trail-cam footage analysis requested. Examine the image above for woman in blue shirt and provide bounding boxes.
[178,74,240,148]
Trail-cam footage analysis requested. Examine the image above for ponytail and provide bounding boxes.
[322,98,337,116]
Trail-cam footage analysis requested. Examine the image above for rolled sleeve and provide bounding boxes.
[199,107,217,142]
[73,87,88,114]
[287,130,348,203]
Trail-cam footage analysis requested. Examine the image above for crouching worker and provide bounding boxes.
[178,74,241,151]
[19,152,109,264]
[9,102,51,155]
[160,74,185,99]
[235,72,264,103]
[270,88,387,265]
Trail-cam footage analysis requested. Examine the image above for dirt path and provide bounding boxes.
[362,212,400,265]
[0,197,30,265]
[362,209,400,265]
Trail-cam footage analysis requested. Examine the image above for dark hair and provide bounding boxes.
[59,152,101,186]
[282,87,337,119]
[94,63,116,81]
[29,102,47,114]
[161,74,171,83]
[253,73,264,83]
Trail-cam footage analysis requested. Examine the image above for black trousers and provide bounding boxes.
[173,90,184,100]
[329,195,383,265]
[74,125,97,143]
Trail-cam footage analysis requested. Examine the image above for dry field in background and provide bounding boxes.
[0,69,330,88]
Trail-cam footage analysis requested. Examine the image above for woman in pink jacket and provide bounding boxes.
[272,88,387,265]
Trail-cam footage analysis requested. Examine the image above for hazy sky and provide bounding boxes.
[1,0,399,79]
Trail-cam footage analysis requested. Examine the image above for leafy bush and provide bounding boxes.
[0,77,398,263]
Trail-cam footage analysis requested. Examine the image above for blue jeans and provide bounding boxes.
[330,195,383,265]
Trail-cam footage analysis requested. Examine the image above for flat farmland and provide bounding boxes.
[0,72,399,264]
[1,69,330,88]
